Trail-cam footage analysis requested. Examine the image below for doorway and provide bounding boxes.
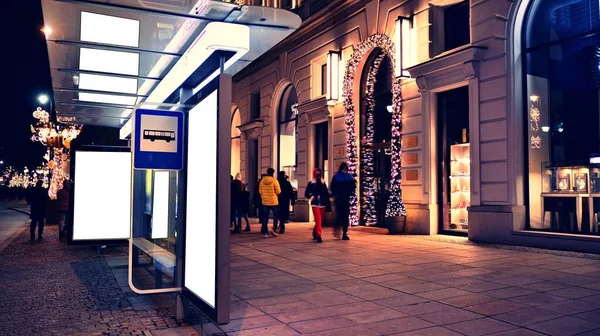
[437,86,470,234]
[247,139,259,217]
[359,49,393,227]
[314,122,329,183]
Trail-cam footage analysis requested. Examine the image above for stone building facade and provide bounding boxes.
[229,0,600,253]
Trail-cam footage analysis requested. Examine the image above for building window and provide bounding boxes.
[523,0,600,236]
[444,1,470,51]
[251,91,261,120]
[321,63,328,96]
[278,85,299,191]
[431,0,470,55]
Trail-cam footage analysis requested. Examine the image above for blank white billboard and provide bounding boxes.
[151,171,170,239]
[185,90,218,308]
[72,151,131,241]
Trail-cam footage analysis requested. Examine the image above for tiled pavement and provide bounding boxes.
[223,224,600,336]
[3,217,600,335]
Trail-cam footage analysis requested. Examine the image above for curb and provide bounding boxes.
[0,209,30,254]
[8,207,30,216]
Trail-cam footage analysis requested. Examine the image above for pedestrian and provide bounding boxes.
[231,175,243,233]
[258,168,281,238]
[276,171,295,234]
[305,168,330,243]
[239,183,251,232]
[330,162,356,241]
[254,174,267,223]
[56,180,70,241]
[29,180,48,241]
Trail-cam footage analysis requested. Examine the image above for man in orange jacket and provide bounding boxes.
[258,168,281,237]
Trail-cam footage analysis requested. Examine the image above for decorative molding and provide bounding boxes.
[407,45,487,92]
[238,119,264,140]
[296,96,332,124]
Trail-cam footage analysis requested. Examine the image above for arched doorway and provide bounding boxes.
[231,108,241,178]
[343,33,405,227]
[277,85,298,190]
[359,49,393,226]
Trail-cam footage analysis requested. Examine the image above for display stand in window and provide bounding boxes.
[541,165,593,233]
[450,143,470,230]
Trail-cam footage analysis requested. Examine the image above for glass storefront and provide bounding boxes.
[231,108,241,178]
[278,85,298,190]
[437,87,470,234]
[524,0,600,235]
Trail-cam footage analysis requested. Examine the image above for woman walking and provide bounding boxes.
[305,168,330,243]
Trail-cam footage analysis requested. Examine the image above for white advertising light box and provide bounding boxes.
[72,150,131,241]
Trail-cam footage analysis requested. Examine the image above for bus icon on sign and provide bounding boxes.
[143,129,176,143]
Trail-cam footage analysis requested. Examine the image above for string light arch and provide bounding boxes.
[343,33,406,226]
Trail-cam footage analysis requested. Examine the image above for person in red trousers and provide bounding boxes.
[305,168,330,243]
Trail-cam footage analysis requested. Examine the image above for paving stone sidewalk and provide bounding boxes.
[0,224,209,336]
[219,224,600,336]
[3,219,600,336]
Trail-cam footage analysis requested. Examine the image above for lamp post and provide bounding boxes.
[38,94,53,119]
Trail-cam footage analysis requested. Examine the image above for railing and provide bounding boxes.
[219,0,334,18]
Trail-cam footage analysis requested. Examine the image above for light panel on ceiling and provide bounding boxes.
[79,48,139,76]
[80,12,140,48]
[79,92,138,106]
[78,73,138,94]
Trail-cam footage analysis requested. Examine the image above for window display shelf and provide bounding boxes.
[450,143,470,229]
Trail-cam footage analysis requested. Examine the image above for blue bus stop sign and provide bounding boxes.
[133,108,184,170]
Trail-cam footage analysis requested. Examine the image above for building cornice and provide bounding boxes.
[238,119,264,140]
[233,0,369,81]
[406,45,487,92]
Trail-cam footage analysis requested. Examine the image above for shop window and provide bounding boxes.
[278,85,299,192]
[250,91,260,120]
[524,0,600,236]
[231,108,241,178]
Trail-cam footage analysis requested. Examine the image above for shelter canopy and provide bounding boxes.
[42,0,301,127]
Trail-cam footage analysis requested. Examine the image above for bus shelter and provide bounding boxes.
[41,0,301,325]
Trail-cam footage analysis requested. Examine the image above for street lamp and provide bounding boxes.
[38,95,49,105]
[38,94,53,117]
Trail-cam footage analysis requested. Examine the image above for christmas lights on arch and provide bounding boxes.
[361,53,385,226]
[343,33,406,226]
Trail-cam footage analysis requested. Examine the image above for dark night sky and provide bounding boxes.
[3,1,125,170]
[3,0,51,169]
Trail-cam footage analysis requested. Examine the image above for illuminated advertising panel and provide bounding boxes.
[72,150,131,241]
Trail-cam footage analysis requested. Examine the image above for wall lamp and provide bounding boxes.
[327,50,341,102]
[395,16,413,79]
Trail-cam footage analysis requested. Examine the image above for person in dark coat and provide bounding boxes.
[305,168,330,243]
[330,162,356,240]
[239,184,251,231]
[56,180,70,240]
[29,180,48,241]
[276,171,295,234]
[231,175,243,233]
[254,174,267,224]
